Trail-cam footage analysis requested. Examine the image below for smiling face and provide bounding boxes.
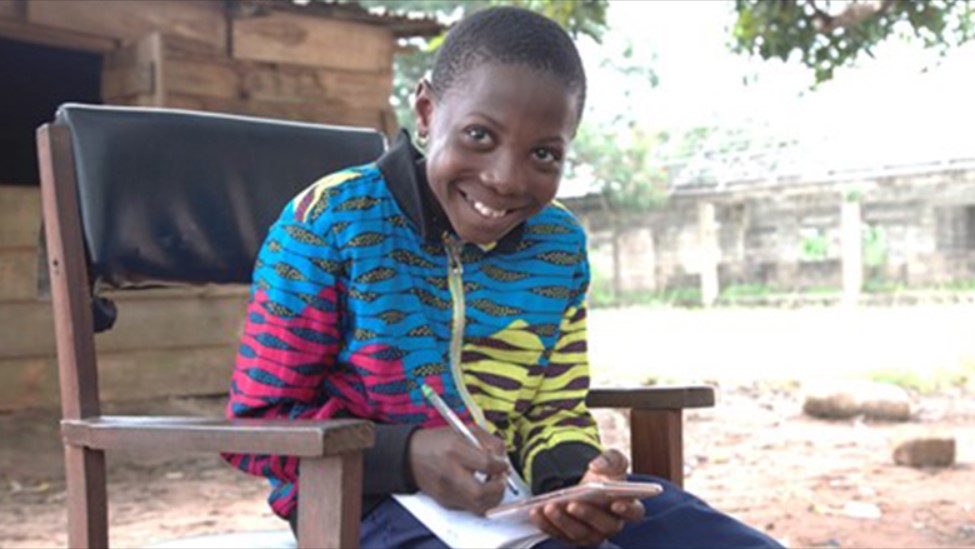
[414,63,581,245]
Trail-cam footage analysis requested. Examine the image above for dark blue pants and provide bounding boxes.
[360,475,783,548]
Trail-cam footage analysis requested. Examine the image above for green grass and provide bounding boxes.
[863,279,908,294]
[591,282,975,308]
[866,358,975,395]
[863,278,975,294]
[935,279,975,292]
[589,288,703,309]
[588,263,975,309]
[587,263,704,307]
[804,286,841,295]
[720,283,772,298]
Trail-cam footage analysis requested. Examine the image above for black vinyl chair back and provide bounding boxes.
[54,103,387,329]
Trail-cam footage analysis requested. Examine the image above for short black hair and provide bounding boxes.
[430,6,587,119]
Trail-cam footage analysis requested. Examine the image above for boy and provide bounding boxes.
[226,6,781,548]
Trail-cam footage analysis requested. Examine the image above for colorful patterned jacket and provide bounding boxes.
[224,133,602,520]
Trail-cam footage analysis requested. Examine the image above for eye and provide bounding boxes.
[463,125,491,143]
[532,147,562,164]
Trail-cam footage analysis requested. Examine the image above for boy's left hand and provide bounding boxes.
[528,449,645,547]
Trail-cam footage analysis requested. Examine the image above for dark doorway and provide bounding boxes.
[0,36,102,186]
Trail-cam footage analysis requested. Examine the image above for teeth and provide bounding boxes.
[471,199,507,219]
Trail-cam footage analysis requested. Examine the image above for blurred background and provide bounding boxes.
[0,1,973,548]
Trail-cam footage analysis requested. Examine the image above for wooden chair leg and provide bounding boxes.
[65,444,108,548]
[297,453,363,549]
[629,409,684,487]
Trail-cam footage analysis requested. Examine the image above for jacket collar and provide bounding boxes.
[376,130,525,251]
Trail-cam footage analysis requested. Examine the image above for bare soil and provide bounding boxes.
[1,384,973,549]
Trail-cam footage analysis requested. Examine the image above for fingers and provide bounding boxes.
[588,448,629,478]
[454,441,508,477]
[610,498,646,522]
[529,507,565,543]
[429,449,506,513]
[459,474,507,514]
[532,504,596,546]
[444,434,507,511]
[464,426,509,476]
[409,427,507,513]
[531,501,622,547]
[566,501,625,539]
[470,425,508,458]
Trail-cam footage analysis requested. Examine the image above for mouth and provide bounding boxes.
[470,198,507,219]
[460,190,510,220]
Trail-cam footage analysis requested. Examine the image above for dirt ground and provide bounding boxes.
[1,382,973,549]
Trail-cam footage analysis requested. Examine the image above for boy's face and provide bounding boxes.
[414,63,580,245]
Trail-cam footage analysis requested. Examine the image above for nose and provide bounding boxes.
[480,150,525,196]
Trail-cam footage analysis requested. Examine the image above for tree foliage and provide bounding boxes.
[355,0,607,42]
[732,0,975,83]
[345,0,974,219]
[566,35,664,215]
[351,0,607,132]
[569,125,669,215]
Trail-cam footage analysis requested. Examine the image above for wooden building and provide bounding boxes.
[0,0,441,411]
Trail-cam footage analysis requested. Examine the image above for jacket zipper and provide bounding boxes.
[445,236,533,495]
[444,235,488,428]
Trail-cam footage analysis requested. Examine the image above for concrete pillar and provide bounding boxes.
[841,199,863,306]
[698,202,719,306]
[620,227,657,292]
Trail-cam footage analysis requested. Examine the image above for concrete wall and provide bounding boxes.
[571,164,975,294]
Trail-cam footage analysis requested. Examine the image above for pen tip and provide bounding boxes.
[420,383,434,398]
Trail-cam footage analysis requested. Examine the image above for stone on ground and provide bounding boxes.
[802,381,912,421]
[893,437,956,468]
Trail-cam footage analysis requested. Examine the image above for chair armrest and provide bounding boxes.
[61,416,374,456]
[587,386,713,486]
[587,385,715,410]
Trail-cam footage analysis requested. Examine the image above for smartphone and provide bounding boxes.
[485,481,663,521]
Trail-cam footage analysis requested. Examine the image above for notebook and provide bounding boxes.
[394,480,664,548]
[392,490,548,549]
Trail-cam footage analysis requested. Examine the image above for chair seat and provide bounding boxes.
[146,530,295,549]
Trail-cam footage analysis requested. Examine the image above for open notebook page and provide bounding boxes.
[392,489,548,549]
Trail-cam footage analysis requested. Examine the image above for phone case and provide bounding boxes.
[485,481,663,521]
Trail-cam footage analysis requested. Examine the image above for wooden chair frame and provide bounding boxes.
[37,123,373,549]
[36,112,713,549]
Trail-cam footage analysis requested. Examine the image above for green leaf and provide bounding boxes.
[731,0,975,84]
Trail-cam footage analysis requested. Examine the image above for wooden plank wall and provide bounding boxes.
[162,34,392,130]
[2,0,396,131]
[0,0,25,21]
[0,1,402,411]
[101,14,396,132]
[0,187,247,412]
[25,0,226,53]
[0,0,114,52]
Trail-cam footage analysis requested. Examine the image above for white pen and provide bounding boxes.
[421,383,528,497]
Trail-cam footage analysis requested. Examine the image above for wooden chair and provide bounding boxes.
[36,103,713,549]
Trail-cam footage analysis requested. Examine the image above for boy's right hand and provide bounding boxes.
[408,426,509,514]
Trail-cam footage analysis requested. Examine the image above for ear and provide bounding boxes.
[413,79,435,138]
